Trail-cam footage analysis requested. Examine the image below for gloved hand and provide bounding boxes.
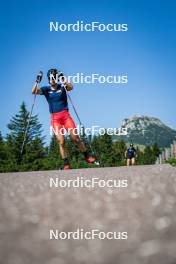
[58,71,64,82]
[36,71,43,83]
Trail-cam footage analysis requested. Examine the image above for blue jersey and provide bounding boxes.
[127,147,136,158]
[40,83,68,113]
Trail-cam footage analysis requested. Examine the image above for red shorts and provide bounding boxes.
[51,110,76,135]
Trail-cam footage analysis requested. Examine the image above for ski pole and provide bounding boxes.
[67,92,83,127]
[20,71,43,155]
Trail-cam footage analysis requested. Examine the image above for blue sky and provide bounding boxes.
[0,0,176,144]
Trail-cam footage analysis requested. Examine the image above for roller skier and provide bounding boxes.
[31,69,96,170]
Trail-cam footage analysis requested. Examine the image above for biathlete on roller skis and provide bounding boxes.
[32,69,96,170]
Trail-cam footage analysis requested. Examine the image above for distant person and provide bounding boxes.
[125,144,137,166]
[32,69,96,170]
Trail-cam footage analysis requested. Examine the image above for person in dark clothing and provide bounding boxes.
[125,143,137,166]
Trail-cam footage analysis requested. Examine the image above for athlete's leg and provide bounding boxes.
[70,130,87,151]
[63,111,86,152]
[69,129,96,163]
[127,158,130,166]
[51,113,68,159]
[54,127,70,169]
[55,133,67,159]
[131,157,135,165]
[64,111,95,163]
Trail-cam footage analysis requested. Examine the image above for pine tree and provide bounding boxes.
[6,102,46,171]
[135,146,144,165]
[47,135,63,169]
[113,140,126,166]
[142,146,156,164]
[92,132,115,167]
[152,143,161,158]
[0,132,8,172]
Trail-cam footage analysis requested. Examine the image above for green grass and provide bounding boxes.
[166,158,176,166]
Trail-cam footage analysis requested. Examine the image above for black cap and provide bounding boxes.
[47,68,58,79]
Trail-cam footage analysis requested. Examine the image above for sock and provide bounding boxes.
[63,158,69,165]
[83,151,89,159]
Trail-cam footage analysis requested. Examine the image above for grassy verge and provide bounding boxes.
[166,158,176,166]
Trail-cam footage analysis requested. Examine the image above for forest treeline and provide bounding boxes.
[0,103,161,172]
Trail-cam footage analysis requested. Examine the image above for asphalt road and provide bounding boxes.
[0,164,176,264]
